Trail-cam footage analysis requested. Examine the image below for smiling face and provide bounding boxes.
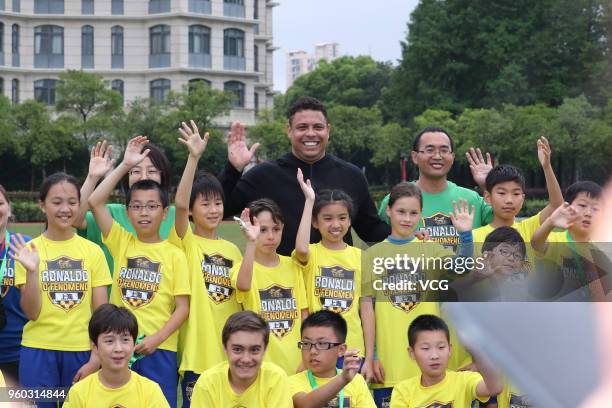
[569,192,601,238]
[224,330,267,385]
[409,329,451,381]
[287,110,330,163]
[312,202,351,244]
[387,196,422,239]
[254,210,283,255]
[191,192,224,232]
[485,242,525,276]
[40,181,80,233]
[94,330,135,373]
[126,189,168,240]
[411,131,455,180]
[485,181,525,223]
[128,157,162,188]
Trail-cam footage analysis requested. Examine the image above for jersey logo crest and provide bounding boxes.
[423,402,452,408]
[202,253,234,304]
[315,265,355,314]
[259,284,299,338]
[43,257,88,311]
[118,256,162,308]
[423,212,459,250]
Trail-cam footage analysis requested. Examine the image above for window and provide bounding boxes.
[34,25,64,68]
[149,25,170,68]
[254,0,258,19]
[189,0,211,14]
[111,79,124,103]
[189,25,211,68]
[148,0,169,14]
[224,81,244,108]
[34,79,57,105]
[34,0,64,14]
[224,28,245,70]
[0,23,4,66]
[0,0,4,10]
[150,78,170,104]
[111,0,123,15]
[111,26,123,68]
[81,0,93,14]
[224,0,244,18]
[12,0,19,12]
[81,25,94,68]
[11,24,18,66]
[11,79,18,104]
[254,91,259,114]
[254,45,259,72]
[188,78,211,93]
[0,79,3,96]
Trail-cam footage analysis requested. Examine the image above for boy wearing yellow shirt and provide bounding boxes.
[64,304,168,408]
[390,315,502,408]
[191,311,293,407]
[290,310,376,408]
[473,137,563,274]
[531,181,604,300]
[234,199,308,375]
[171,121,243,407]
[89,136,190,408]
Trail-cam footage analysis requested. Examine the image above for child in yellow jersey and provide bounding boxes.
[171,121,243,407]
[64,304,168,408]
[363,182,476,407]
[233,198,308,375]
[390,315,502,408]
[472,137,563,272]
[531,181,605,301]
[293,169,376,382]
[89,136,190,408]
[290,310,376,408]
[191,311,292,407]
[10,173,111,408]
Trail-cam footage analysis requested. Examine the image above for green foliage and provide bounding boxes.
[327,105,383,166]
[519,199,548,217]
[248,110,290,161]
[11,201,46,222]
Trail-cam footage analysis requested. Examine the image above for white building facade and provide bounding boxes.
[286,42,338,88]
[0,0,276,126]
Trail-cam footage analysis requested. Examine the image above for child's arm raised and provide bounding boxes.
[134,294,189,356]
[295,169,315,264]
[74,141,115,230]
[88,136,150,238]
[175,120,209,238]
[537,136,564,223]
[235,208,260,291]
[292,349,362,408]
[531,202,579,254]
[10,235,41,321]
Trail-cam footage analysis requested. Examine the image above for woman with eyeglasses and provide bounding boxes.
[75,139,175,273]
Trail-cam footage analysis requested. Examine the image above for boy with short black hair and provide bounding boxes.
[64,304,168,408]
[290,310,376,408]
[390,315,502,408]
[190,311,292,407]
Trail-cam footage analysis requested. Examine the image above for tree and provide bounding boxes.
[55,70,122,144]
[282,56,393,112]
[0,96,18,156]
[248,110,290,161]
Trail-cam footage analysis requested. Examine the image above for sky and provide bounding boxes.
[272,0,419,92]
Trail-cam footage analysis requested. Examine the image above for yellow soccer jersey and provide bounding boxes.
[497,382,531,408]
[170,227,242,374]
[63,370,169,408]
[15,234,111,351]
[104,222,191,352]
[235,255,307,375]
[297,243,365,353]
[289,371,376,408]
[390,371,487,408]
[190,361,293,408]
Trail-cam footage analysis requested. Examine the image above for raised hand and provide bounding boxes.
[466,147,494,187]
[88,140,115,179]
[449,199,475,233]
[239,208,260,242]
[549,202,579,229]
[297,168,315,202]
[537,136,552,169]
[227,121,261,172]
[9,234,39,273]
[178,120,209,158]
[122,136,150,168]
[341,349,362,383]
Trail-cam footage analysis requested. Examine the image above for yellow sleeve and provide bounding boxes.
[465,371,488,403]
[172,251,191,296]
[294,261,308,311]
[352,374,377,408]
[520,212,542,241]
[147,382,171,408]
[361,248,375,298]
[167,225,184,250]
[102,221,130,259]
[190,379,215,408]
[90,244,112,288]
[390,383,409,408]
[63,385,85,408]
[287,373,308,398]
[231,260,248,304]
[266,370,293,408]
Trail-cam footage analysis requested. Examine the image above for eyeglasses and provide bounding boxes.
[127,203,162,212]
[128,168,160,177]
[297,341,343,351]
[417,147,453,156]
[497,247,524,262]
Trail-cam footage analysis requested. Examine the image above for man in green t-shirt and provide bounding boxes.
[378,127,494,250]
